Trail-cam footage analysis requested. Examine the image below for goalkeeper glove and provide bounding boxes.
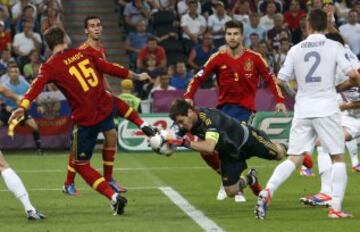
[140,123,158,137]
[166,138,191,149]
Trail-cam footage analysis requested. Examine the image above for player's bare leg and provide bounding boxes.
[0,151,45,220]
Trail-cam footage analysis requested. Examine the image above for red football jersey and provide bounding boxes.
[21,48,130,126]
[184,49,284,111]
[79,42,106,58]
[79,42,116,92]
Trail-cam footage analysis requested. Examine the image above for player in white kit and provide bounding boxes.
[0,85,45,220]
[254,9,360,219]
[300,32,360,208]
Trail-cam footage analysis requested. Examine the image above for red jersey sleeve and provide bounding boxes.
[20,64,51,109]
[184,52,219,100]
[254,54,285,103]
[93,56,130,79]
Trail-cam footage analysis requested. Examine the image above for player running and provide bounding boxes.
[255,10,360,220]
[0,85,45,220]
[63,15,155,196]
[300,32,360,208]
[9,26,153,215]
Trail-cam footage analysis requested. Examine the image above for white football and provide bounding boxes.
[149,129,177,156]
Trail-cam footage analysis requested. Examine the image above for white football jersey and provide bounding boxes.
[336,46,360,118]
[278,34,354,118]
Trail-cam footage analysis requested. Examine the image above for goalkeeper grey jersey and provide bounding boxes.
[190,107,249,159]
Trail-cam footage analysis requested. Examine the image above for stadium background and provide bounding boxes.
[0,1,360,231]
[3,0,360,150]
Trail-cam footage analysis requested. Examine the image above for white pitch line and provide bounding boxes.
[0,186,159,192]
[159,186,225,232]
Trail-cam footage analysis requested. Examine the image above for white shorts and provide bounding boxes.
[342,115,360,139]
[288,113,345,155]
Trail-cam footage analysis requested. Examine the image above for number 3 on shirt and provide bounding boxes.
[69,59,99,92]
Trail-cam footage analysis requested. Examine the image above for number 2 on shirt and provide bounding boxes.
[69,59,99,92]
[304,51,321,83]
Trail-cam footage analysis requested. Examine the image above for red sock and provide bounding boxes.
[102,147,116,181]
[64,153,76,186]
[114,97,143,126]
[303,153,313,169]
[200,152,221,174]
[74,162,115,200]
[250,183,263,196]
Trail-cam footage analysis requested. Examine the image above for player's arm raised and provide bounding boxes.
[183,53,218,105]
[255,53,287,115]
[8,64,50,123]
[93,57,151,82]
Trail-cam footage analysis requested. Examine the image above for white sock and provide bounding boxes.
[1,168,35,212]
[266,159,296,197]
[317,146,332,195]
[111,193,118,204]
[331,162,347,211]
[320,169,332,196]
[345,140,359,167]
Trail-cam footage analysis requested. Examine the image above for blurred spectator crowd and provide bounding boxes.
[116,0,360,101]
[1,0,359,112]
[0,0,64,90]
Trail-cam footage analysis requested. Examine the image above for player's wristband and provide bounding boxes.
[19,99,30,110]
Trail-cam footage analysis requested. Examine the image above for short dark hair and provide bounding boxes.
[307,9,327,32]
[44,26,65,50]
[325,32,345,45]
[7,61,18,69]
[249,12,259,18]
[188,0,197,6]
[147,36,158,43]
[225,20,243,34]
[250,32,259,37]
[23,5,34,13]
[84,15,101,28]
[349,9,358,15]
[169,99,194,121]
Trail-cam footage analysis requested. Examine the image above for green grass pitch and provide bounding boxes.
[0,150,360,232]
